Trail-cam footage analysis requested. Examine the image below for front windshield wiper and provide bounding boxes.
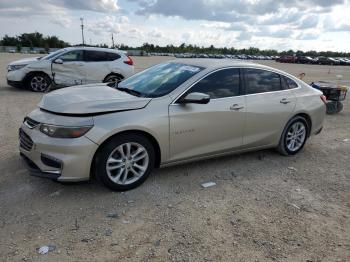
[116,86,142,97]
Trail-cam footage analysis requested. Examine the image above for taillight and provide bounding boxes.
[320,95,327,104]
[124,55,134,66]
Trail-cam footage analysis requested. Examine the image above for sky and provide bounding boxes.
[0,0,349,52]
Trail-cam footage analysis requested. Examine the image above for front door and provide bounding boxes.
[169,68,246,162]
[52,50,86,86]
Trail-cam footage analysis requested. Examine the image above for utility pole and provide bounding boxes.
[111,33,115,49]
[80,18,85,46]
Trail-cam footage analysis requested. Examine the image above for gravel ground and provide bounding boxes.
[0,53,349,262]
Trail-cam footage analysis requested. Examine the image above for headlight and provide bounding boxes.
[39,124,93,138]
[7,64,27,71]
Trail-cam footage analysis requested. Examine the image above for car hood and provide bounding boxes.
[9,57,40,65]
[38,83,152,115]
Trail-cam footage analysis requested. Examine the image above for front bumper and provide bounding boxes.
[19,124,99,182]
[20,153,61,180]
[7,79,23,88]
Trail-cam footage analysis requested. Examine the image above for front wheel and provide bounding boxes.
[95,134,155,191]
[277,116,309,156]
[27,73,51,92]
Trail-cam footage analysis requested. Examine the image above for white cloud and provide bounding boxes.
[297,15,319,29]
[126,28,144,39]
[295,31,320,40]
[200,22,230,29]
[148,28,165,38]
[87,15,129,35]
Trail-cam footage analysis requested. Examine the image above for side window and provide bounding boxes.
[245,68,282,94]
[105,52,121,61]
[187,68,240,99]
[282,75,298,89]
[59,50,83,62]
[85,51,107,62]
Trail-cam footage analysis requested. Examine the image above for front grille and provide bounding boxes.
[19,128,34,151]
[23,117,40,129]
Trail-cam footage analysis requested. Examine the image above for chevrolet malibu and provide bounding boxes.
[19,59,326,191]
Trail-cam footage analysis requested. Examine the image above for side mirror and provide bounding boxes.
[53,58,63,64]
[178,92,210,104]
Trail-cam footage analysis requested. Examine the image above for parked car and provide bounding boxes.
[317,56,340,65]
[337,58,350,65]
[19,59,326,191]
[7,47,134,92]
[296,56,317,64]
[276,55,297,63]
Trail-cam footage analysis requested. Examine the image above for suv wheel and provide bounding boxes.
[27,73,51,92]
[95,133,155,191]
[278,116,309,156]
[104,74,123,84]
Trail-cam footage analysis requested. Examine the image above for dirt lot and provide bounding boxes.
[0,53,349,262]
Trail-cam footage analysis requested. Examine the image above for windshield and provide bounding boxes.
[118,62,204,98]
[41,49,66,60]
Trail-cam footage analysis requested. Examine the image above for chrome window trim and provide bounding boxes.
[170,66,301,105]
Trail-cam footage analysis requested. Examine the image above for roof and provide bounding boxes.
[63,46,124,54]
[171,58,302,83]
[173,58,271,69]
[173,58,296,77]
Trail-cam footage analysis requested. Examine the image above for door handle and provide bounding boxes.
[230,104,244,111]
[280,98,291,104]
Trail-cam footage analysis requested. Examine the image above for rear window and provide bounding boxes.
[105,52,121,61]
[244,68,282,94]
[85,51,120,62]
[282,75,298,89]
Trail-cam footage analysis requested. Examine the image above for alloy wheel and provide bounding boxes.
[31,76,49,92]
[106,142,149,185]
[286,121,306,152]
[106,75,122,83]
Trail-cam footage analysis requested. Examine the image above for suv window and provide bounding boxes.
[85,51,106,62]
[105,52,121,61]
[244,68,282,94]
[84,51,120,62]
[59,50,83,62]
[187,68,240,99]
[282,75,298,89]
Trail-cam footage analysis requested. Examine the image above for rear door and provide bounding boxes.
[52,50,86,86]
[83,51,120,84]
[242,68,297,148]
[168,68,246,162]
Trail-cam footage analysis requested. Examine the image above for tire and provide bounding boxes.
[277,116,309,156]
[94,133,155,191]
[103,74,123,84]
[26,73,51,92]
[326,101,343,114]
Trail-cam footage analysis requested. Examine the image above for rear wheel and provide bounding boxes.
[277,116,309,156]
[95,133,155,191]
[104,74,123,84]
[27,73,51,92]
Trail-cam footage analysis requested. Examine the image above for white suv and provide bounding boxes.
[7,47,134,92]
